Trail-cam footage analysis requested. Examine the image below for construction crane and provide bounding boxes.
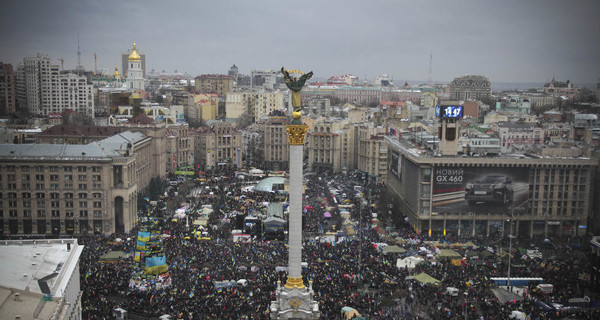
[93,52,97,76]
[58,58,64,71]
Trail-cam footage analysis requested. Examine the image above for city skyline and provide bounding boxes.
[1,0,599,85]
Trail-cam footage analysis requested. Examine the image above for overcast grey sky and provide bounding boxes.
[1,0,598,85]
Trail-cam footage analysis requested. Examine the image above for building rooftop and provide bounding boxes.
[0,131,147,161]
[39,125,122,137]
[0,239,83,320]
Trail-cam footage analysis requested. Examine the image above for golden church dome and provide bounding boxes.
[128,43,141,61]
[113,66,120,79]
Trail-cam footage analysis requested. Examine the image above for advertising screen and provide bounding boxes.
[441,105,463,118]
[432,166,529,214]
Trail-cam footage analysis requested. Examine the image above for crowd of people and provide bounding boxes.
[78,169,599,319]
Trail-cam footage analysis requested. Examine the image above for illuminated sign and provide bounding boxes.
[440,105,463,118]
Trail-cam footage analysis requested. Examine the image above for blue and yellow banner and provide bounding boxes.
[138,231,150,242]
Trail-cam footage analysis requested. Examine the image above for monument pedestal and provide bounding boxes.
[270,280,320,319]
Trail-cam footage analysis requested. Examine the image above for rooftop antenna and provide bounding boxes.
[77,30,81,74]
[428,54,432,85]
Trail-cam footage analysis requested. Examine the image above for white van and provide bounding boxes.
[446,287,459,296]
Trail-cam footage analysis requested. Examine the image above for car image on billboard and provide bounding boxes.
[432,167,529,215]
[465,175,514,206]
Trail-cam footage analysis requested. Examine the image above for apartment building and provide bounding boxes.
[194,74,234,97]
[166,123,192,172]
[254,90,284,122]
[16,54,94,118]
[194,122,242,170]
[263,116,289,171]
[306,120,356,174]
[0,62,16,115]
[358,125,388,182]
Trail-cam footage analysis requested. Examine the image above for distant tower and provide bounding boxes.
[126,43,144,91]
[77,31,81,69]
[428,54,433,85]
[228,64,239,78]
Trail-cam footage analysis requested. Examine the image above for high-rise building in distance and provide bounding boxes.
[0,62,16,115]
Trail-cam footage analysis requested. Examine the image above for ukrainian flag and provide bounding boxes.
[138,231,151,242]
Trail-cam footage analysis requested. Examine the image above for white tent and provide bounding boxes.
[396,256,425,270]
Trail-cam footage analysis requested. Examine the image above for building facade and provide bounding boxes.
[305,97,332,117]
[496,95,531,114]
[449,75,491,101]
[0,62,16,115]
[543,78,579,98]
[305,120,359,174]
[386,135,596,238]
[263,116,289,171]
[254,90,284,122]
[494,122,543,153]
[0,131,153,236]
[194,122,242,170]
[195,74,234,97]
[358,125,388,182]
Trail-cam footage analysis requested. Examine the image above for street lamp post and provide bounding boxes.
[507,221,513,290]
[507,206,514,290]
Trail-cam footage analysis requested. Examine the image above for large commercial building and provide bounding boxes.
[449,75,491,101]
[0,131,153,236]
[0,62,16,115]
[385,135,597,238]
[15,54,94,118]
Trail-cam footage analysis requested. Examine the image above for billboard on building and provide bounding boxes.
[390,151,400,177]
[403,159,419,211]
[432,166,529,215]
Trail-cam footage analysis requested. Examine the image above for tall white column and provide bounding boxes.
[287,144,303,282]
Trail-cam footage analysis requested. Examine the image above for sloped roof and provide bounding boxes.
[0,131,147,161]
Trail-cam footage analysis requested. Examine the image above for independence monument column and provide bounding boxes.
[270,68,319,319]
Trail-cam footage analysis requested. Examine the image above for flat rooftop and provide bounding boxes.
[0,239,83,320]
